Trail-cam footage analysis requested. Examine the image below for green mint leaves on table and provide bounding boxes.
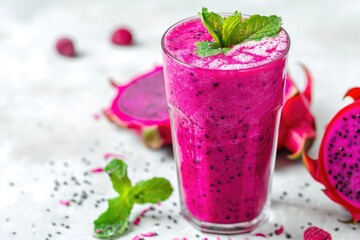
[196,7,282,57]
[93,159,173,239]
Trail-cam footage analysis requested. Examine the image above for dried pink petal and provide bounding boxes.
[103,153,125,160]
[133,217,141,225]
[140,232,157,237]
[255,233,267,238]
[274,225,284,235]
[93,114,100,121]
[132,236,142,240]
[90,167,104,173]
[59,200,70,206]
[140,206,155,217]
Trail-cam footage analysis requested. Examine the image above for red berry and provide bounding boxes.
[56,38,76,57]
[111,28,133,45]
[304,226,332,240]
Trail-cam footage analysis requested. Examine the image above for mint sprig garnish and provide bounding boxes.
[238,15,282,42]
[195,41,230,57]
[93,159,173,239]
[196,8,282,57]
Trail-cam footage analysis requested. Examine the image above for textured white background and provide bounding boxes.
[0,0,359,239]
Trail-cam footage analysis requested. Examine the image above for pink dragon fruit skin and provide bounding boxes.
[278,65,316,159]
[303,87,360,222]
[104,66,172,149]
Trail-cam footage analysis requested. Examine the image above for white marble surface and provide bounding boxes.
[0,0,359,239]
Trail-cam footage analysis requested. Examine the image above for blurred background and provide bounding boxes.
[0,0,359,239]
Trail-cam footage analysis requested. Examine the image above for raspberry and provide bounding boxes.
[55,38,76,57]
[304,226,332,240]
[111,28,133,45]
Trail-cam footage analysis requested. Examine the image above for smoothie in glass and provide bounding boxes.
[162,15,289,234]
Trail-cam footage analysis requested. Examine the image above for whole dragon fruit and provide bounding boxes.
[104,66,171,149]
[278,65,316,159]
[303,87,360,222]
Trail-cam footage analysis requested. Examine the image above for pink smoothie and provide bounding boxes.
[162,17,289,225]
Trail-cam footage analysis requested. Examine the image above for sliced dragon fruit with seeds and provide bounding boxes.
[104,66,171,149]
[303,87,360,222]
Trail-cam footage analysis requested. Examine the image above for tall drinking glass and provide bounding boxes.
[161,15,290,234]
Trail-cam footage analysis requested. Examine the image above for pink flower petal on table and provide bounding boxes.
[133,216,141,225]
[140,232,157,237]
[274,225,284,235]
[255,233,267,238]
[93,113,100,121]
[132,236,142,240]
[59,200,70,206]
[90,167,104,173]
[140,206,155,217]
[103,152,126,160]
[216,237,221,240]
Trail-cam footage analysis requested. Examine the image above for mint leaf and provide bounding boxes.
[195,41,230,57]
[93,196,132,239]
[238,15,282,42]
[199,7,224,47]
[105,159,132,196]
[129,177,173,204]
[221,11,242,47]
[93,159,173,239]
[196,8,282,57]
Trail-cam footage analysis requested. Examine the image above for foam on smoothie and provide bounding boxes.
[164,18,288,70]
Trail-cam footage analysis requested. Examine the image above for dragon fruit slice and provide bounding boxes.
[303,87,360,222]
[104,66,172,149]
[105,65,316,155]
[278,65,316,159]
[304,226,332,240]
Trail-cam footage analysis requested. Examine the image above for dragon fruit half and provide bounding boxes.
[304,226,332,240]
[105,65,316,156]
[104,66,171,149]
[303,87,360,222]
[278,65,316,159]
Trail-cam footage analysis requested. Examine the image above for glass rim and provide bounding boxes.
[161,14,291,71]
